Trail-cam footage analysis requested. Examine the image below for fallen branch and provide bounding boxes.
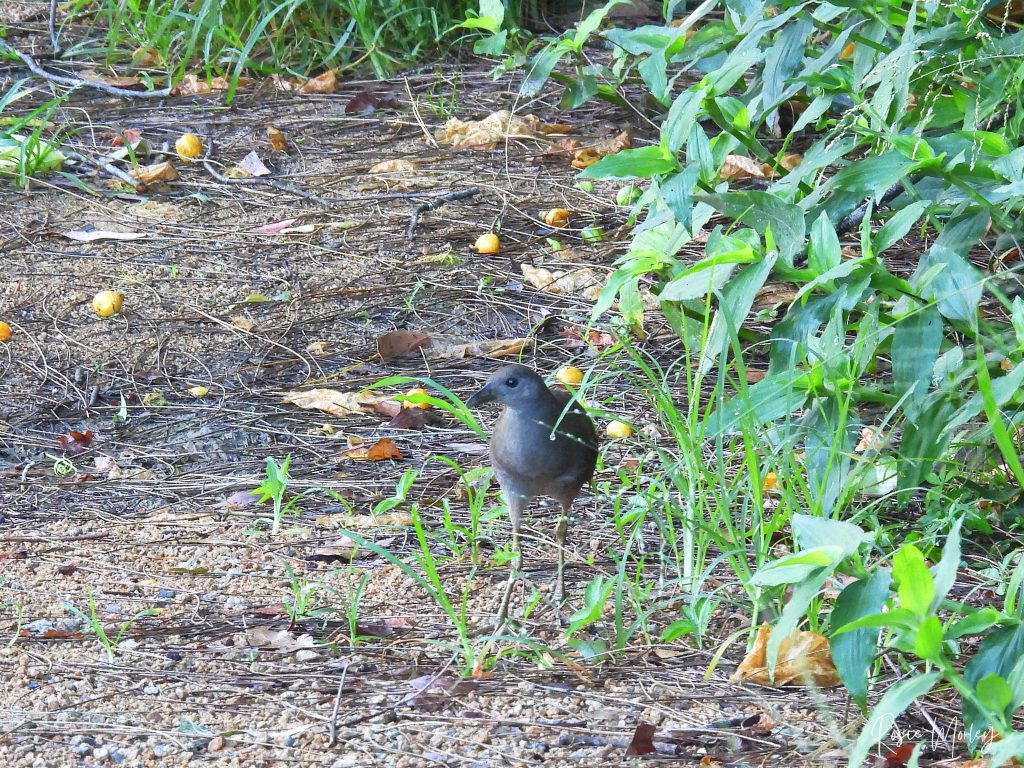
[0,40,172,99]
[406,187,481,239]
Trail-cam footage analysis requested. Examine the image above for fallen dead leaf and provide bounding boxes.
[571,131,631,170]
[344,437,403,461]
[230,316,257,332]
[436,110,559,149]
[79,69,146,89]
[730,624,840,687]
[521,264,605,301]
[720,154,767,181]
[57,430,93,455]
[233,150,271,178]
[299,70,337,95]
[281,388,397,418]
[345,89,401,114]
[376,330,532,361]
[267,126,288,151]
[174,74,250,96]
[625,723,656,756]
[369,158,418,175]
[239,626,318,660]
[315,512,413,528]
[130,161,178,185]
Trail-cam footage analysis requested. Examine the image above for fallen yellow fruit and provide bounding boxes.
[92,290,124,318]
[175,133,203,162]
[0,321,10,342]
[606,420,633,439]
[403,387,431,409]
[475,233,500,254]
[762,472,778,491]
[189,386,210,397]
[555,366,584,386]
[543,208,570,227]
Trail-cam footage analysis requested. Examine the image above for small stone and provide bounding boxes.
[157,589,175,600]
[23,619,53,635]
[208,736,225,753]
[110,750,126,764]
[152,742,171,757]
[93,747,109,760]
[57,617,82,632]
[143,684,160,695]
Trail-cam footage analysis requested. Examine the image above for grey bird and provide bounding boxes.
[466,363,598,625]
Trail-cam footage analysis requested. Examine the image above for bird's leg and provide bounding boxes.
[494,496,524,628]
[553,505,569,605]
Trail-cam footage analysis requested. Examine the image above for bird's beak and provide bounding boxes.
[465,381,494,408]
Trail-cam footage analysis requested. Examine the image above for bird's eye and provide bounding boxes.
[505,377,518,387]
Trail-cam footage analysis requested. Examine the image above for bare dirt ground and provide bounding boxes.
[0,55,968,766]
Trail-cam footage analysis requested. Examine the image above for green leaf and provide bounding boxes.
[964,624,1024,748]
[930,516,963,611]
[705,366,811,436]
[578,145,680,179]
[846,672,941,768]
[873,201,926,254]
[914,615,943,660]
[911,209,988,323]
[985,732,1024,768]
[697,251,776,376]
[977,674,1014,715]
[793,514,873,559]
[520,44,567,97]
[830,569,891,710]
[891,303,942,420]
[750,547,844,587]
[807,213,841,276]
[893,544,935,618]
[696,191,806,267]
[947,608,1001,640]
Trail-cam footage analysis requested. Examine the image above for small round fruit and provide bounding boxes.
[762,472,778,491]
[189,386,210,397]
[543,208,571,227]
[92,290,124,318]
[615,185,642,206]
[606,420,633,439]
[0,321,10,342]
[580,225,605,243]
[403,387,431,409]
[175,133,203,162]
[555,366,584,386]
[475,233,500,254]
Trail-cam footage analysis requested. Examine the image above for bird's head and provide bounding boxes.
[465,364,549,411]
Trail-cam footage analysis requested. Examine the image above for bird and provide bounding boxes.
[465,363,598,625]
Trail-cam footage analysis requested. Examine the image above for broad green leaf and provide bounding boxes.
[947,607,1001,640]
[847,672,941,768]
[698,251,776,376]
[893,544,934,618]
[578,145,680,178]
[832,607,917,636]
[985,732,1024,768]
[705,365,810,436]
[873,201,926,254]
[914,615,943,660]
[793,514,873,557]
[750,547,844,587]
[977,674,1014,715]
[911,209,988,323]
[807,213,841,276]
[965,624,1024,748]
[520,44,567,96]
[767,568,832,674]
[891,303,941,420]
[696,191,806,267]
[830,569,891,710]
[930,516,963,611]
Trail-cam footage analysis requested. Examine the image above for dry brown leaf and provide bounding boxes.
[436,110,555,148]
[79,69,146,89]
[571,131,631,169]
[267,126,288,151]
[315,512,413,528]
[268,74,305,92]
[230,315,257,332]
[299,70,337,95]
[240,627,317,660]
[753,282,799,309]
[730,624,840,687]
[281,388,396,418]
[369,159,418,175]
[376,329,531,361]
[175,74,249,96]
[132,47,161,67]
[130,161,178,185]
[763,153,802,178]
[521,264,605,301]
[377,330,430,361]
[367,437,403,461]
[855,426,890,453]
[720,154,767,181]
